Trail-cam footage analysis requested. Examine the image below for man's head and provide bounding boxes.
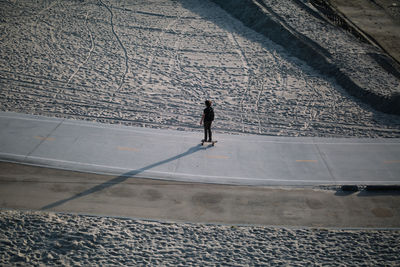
[205,100,212,107]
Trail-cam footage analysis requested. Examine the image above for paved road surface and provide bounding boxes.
[1,112,399,186]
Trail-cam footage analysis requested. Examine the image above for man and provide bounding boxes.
[200,100,214,142]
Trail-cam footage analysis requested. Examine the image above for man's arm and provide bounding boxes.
[200,114,205,125]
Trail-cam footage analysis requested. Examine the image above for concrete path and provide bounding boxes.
[0,112,399,186]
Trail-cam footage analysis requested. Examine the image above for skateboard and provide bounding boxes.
[201,140,217,146]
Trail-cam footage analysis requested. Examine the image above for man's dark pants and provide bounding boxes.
[204,121,212,141]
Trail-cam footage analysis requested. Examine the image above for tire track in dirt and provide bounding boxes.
[255,76,267,134]
[145,11,179,87]
[99,0,129,95]
[162,4,200,102]
[31,0,59,59]
[224,24,251,133]
[66,11,95,89]
[227,29,268,134]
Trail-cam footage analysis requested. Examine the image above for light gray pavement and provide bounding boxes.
[0,111,400,186]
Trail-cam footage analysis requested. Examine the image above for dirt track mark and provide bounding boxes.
[66,11,95,88]
[99,0,129,95]
[224,25,251,133]
[145,11,178,86]
[31,0,59,57]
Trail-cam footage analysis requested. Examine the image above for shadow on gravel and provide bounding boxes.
[41,144,206,210]
[335,185,400,196]
[358,185,400,196]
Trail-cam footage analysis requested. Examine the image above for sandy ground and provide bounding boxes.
[1,210,400,266]
[1,0,399,137]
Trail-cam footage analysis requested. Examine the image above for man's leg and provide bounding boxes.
[206,121,212,142]
[204,122,208,141]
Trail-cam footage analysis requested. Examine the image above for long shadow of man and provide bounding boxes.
[41,144,204,210]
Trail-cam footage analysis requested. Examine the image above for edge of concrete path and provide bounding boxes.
[1,162,400,228]
[2,157,400,189]
[0,157,334,188]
